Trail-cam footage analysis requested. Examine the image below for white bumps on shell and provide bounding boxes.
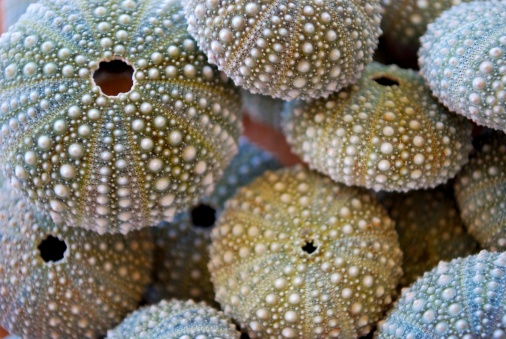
[419,0,506,131]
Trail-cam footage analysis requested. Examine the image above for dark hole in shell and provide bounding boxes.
[93,60,134,96]
[302,241,317,254]
[372,76,400,87]
[191,204,216,228]
[38,235,67,263]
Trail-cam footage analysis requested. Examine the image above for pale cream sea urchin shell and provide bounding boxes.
[419,0,506,131]
[209,166,403,338]
[283,62,473,191]
[183,0,383,100]
[0,0,242,234]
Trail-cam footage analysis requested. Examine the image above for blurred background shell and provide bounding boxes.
[419,0,506,131]
[2,0,35,31]
[283,62,473,191]
[0,0,242,234]
[107,299,240,339]
[241,90,284,132]
[381,188,479,287]
[378,251,506,338]
[454,132,506,251]
[184,0,383,100]
[149,140,280,306]
[0,175,154,339]
[209,166,403,338]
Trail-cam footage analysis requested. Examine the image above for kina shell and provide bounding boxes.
[377,250,506,338]
[183,0,383,100]
[150,140,280,305]
[0,0,242,234]
[283,62,473,191]
[107,299,240,339]
[0,176,154,339]
[419,0,506,131]
[209,166,403,338]
[454,133,506,251]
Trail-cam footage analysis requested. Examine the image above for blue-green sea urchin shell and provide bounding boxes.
[0,0,242,234]
[183,0,383,100]
[454,133,506,251]
[381,188,479,287]
[0,177,154,339]
[419,0,506,131]
[209,166,403,338]
[150,140,280,305]
[107,299,240,338]
[283,62,473,191]
[378,250,506,338]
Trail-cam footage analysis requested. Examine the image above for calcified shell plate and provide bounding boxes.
[283,62,472,191]
[378,251,506,338]
[419,0,506,131]
[0,176,154,339]
[184,0,382,100]
[0,0,242,234]
[209,166,402,338]
[107,299,239,338]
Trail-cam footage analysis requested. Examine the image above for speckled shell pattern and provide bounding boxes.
[0,178,154,339]
[107,299,240,338]
[381,188,479,287]
[209,166,403,338]
[378,251,506,338]
[183,0,383,100]
[419,0,506,131]
[454,133,506,251]
[283,63,473,191]
[151,140,280,306]
[0,0,242,234]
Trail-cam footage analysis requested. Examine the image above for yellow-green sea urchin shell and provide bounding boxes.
[0,0,242,234]
[107,299,240,338]
[283,62,473,191]
[454,133,506,251]
[150,140,280,305]
[378,251,506,338]
[183,0,382,100]
[0,177,154,339]
[209,166,403,338]
[419,0,506,131]
[381,188,479,287]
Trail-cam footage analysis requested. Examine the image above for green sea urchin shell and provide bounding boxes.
[150,140,280,305]
[0,0,242,234]
[419,0,506,131]
[183,0,383,100]
[107,299,240,338]
[0,177,154,339]
[381,188,479,287]
[209,166,403,338]
[454,133,506,251]
[283,62,473,191]
[378,250,506,338]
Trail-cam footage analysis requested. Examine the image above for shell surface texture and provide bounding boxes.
[107,299,240,339]
[454,132,506,251]
[283,62,473,191]
[0,175,154,339]
[209,166,403,338]
[419,0,506,131]
[0,0,242,234]
[183,0,383,100]
[378,250,506,338]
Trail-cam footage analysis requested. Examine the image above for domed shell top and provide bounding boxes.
[419,0,506,131]
[150,140,280,305]
[283,62,473,191]
[378,250,506,338]
[0,0,242,234]
[183,0,383,100]
[454,133,506,251]
[381,188,479,287]
[0,176,154,339]
[209,166,403,338]
[107,299,240,339]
